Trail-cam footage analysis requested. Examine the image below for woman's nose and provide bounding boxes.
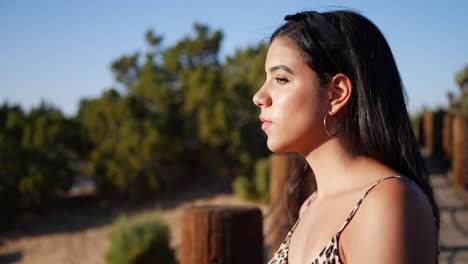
[252,86,272,108]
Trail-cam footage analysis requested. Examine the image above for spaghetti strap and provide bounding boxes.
[336,175,406,235]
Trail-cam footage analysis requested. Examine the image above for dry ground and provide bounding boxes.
[0,175,269,264]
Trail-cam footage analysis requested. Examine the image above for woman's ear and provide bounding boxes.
[327,73,352,115]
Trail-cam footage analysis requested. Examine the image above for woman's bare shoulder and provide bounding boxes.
[341,176,437,263]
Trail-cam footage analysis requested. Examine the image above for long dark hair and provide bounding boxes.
[271,9,440,257]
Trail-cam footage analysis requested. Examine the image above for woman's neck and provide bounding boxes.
[303,135,390,200]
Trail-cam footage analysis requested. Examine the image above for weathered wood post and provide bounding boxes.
[267,153,296,256]
[452,115,466,187]
[418,113,425,146]
[443,113,453,162]
[267,153,316,259]
[423,111,446,158]
[180,206,263,264]
[423,111,434,155]
[465,117,468,187]
[433,110,445,159]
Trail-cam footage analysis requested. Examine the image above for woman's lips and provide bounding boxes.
[259,116,272,130]
[262,121,272,130]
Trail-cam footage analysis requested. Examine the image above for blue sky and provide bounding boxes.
[1,0,467,116]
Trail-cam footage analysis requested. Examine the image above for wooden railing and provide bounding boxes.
[420,111,467,190]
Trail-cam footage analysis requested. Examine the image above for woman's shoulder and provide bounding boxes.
[340,175,437,263]
[358,175,435,223]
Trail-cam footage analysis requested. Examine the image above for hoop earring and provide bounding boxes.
[323,113,340,136]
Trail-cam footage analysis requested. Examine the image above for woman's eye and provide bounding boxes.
[275,77,289,84]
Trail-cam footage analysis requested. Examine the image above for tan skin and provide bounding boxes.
[253,37,437,263]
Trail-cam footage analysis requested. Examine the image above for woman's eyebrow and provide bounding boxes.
[269,64,295,75]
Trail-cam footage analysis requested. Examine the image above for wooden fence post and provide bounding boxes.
[423,111,445,158]
[266,153,316,259]
[465,117,468,187]
[423,111,434,155]
[418,114,425,146]
[443,113,453,162]
[452,115,466,187]
[266,153,295,258]
[180,206,263,264]
[433,111,445,159]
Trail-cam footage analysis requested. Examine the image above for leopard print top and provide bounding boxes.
[267,175,421,264]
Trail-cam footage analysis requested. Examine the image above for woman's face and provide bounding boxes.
[253,37,329,154]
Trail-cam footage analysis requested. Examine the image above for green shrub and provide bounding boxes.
[232,175,256,201]
[233,157,270,203]
[106,213,174,264]
[0,186,18,231]
[253,157,270,203]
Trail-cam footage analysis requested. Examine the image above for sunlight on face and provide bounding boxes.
[253,37,329,154]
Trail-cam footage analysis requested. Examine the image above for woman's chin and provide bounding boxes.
[267,139,292,153]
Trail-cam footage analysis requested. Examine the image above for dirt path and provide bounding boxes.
[0,178,269,264]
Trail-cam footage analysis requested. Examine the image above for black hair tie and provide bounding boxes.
[284,11,343,46]
[284,13,305,21]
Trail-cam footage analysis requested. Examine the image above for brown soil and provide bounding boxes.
[0,176,270,264]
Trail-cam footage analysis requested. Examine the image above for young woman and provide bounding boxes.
[253,10,440,264]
